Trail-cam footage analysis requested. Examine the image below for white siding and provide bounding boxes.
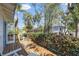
[52,26,65,34]
[0,15,4,54]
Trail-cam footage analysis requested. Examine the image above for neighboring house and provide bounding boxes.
[52,24,65,34]
[0,4,27,56]
[52,17,65,34]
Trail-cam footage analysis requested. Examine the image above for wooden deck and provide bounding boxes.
[20,38,56,56]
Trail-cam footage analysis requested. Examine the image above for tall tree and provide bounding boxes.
[68,3,79,38]
[32,3,43,27]
[44,3,62,33]
[15,4,22,34]
[23,12,33,32]
[15,4,22,27]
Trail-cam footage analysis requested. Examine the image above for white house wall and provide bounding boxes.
[0,15,4,54]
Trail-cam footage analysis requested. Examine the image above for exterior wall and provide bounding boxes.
[52,26,60,33]
[0,15,4,54]
[0,14,15,55]
[0,4,16,55]
[52,26,65,33]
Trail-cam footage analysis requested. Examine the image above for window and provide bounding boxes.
[8,33,14,41]
[6,24,15,44]
[52,26,59,31]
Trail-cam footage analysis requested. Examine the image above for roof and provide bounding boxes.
[0,4,17,22]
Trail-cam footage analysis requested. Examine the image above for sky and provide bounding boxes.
[16,3,68,29]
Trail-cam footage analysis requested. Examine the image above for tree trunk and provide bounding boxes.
[44,4,47,33]
[48,10,52,33]
[64,21,67,35]
[75,23,78,38]
[44,12,46,33]
[75,19,78,38]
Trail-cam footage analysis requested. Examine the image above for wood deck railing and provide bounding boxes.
[3,40,20,54]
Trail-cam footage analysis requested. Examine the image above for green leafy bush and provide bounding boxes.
[27,32,79,56]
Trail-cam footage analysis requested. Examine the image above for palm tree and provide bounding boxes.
[32,3,43,28]
[23,12,33,32]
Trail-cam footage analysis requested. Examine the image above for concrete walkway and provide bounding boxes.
[20,38,56,56]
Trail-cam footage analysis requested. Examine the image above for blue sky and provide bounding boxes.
[60,3,68,13]
[16,3,68,29]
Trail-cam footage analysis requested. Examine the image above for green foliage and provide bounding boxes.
[68,22,76,31]
[24,12,33,20]
[28,33,79,55]
[27,32,43,40]
[16,4,22,11]
[67,4,79,37]
[44,4,63,33]
[8,30,15,34]
[23,12,33,32]
[26,23,33,30]
[33,12,41,23]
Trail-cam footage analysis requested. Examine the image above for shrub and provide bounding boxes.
[27,32,79,56]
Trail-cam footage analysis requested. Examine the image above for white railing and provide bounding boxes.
[3,48,21,56]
